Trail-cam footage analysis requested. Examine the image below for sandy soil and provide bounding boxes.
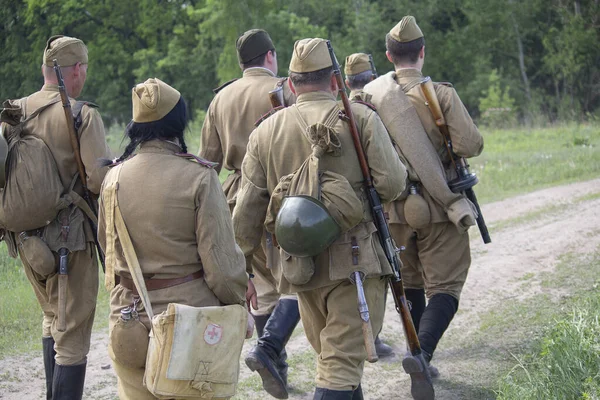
[1,178,599,400]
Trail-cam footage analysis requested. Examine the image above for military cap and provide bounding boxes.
[43,35,88,67]
[236,29,275,64]
[289,38,332,73]
[132,78,181,123]
[344,53,371,76]
[388,16,424,43]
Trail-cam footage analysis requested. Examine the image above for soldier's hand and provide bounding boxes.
[246,278,258,311]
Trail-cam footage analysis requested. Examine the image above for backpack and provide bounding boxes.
[0,97,88,233]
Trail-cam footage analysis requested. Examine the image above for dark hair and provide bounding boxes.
[289,66,333,88]
[109,97,189,164]
[242,49,274,69]
[346,70,373,90]
[385,35,425,65]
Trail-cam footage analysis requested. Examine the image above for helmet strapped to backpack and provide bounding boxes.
[275,195,341,257]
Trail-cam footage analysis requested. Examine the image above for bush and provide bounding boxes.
[479,69,517,129]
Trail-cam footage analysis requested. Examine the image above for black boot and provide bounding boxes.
[405,288,426,333]
[42,337,56,400]
[352,384,364,400]
[374,335,394,357]
[245,298,300,399]
[253,314,271,338]
[418,293,459,358]
[313,387,354,400]
[51,362,87,400]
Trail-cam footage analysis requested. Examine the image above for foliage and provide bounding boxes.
[496,296,600,400]
[479,69,517,128]
[0,0,598,125]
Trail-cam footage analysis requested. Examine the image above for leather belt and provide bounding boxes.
[117,270,204,295]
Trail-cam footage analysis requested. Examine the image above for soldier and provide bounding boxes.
[344,53,376,100]
[0,36,111,399]
[344,52,394,359]
[98,78,248,399]
[199,29,298,399]
[364,16,484,377]
[233,38,407,399]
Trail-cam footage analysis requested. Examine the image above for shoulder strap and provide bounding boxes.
[212,78,238,94]
[103,163,155,320]
[401,77,428,94]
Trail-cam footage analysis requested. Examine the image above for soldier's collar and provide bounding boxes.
[41,84,60,92]
[395,68,423,78]
[138,139,182,155]
[296,91,337,104]
[243,67,276,78]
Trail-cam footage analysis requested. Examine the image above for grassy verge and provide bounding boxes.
[487,249,600,399]
[0,246,110,358]
[471,123,600,203]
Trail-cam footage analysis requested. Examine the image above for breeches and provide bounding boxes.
[390,222,471,300]
[252,239,296,316]
[297,278,386,391]
[20,243,98,365]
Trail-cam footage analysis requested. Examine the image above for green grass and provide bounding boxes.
[0,245,111,358]
[471,123,600,203]
[491,250,600,400]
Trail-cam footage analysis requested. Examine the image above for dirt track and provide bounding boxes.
[1,178,599,400]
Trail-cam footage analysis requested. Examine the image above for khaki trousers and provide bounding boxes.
[252,243,296,316]
[390,222,471,300]
[20,243,98,365]
[298,278,386,391]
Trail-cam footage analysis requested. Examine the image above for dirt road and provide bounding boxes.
[1,178,599,400]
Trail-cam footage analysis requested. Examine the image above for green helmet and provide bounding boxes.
[0,133,7,188]
[275,195,341,257]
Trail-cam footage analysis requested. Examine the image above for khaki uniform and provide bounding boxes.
[384,68,483,300]
[233,92,406,389]
[200,67,295,316]
[12,84,110,365]
[98,140,247,399]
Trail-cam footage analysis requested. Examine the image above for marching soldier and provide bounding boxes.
[233,38,406,399]
[0,36,111,399]
[344,53,376,100]
[364,16,484,377]
[199,29,299,399]
[98,78,248,399]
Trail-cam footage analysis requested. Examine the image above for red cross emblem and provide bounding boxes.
[204,323,223,345]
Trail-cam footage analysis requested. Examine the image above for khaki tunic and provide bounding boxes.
[98,140,247,399]
[379,69,484,300]
[10,85,110,365]
[233,91,406,389]
[200,67,296,316]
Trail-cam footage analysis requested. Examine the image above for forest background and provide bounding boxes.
[1,0,599,130]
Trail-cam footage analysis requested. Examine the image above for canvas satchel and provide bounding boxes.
[103,164,247,399]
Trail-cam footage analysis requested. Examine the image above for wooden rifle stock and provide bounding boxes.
[326,41,423,357]
[420,77,491,244]
[269,86,285,109]
[53,60,107,269]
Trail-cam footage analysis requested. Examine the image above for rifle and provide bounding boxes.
[420,77,491,244]
[327,40,435,395]
[368,54,378,79]
[53,60,107,268]
[328,40,426,363]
